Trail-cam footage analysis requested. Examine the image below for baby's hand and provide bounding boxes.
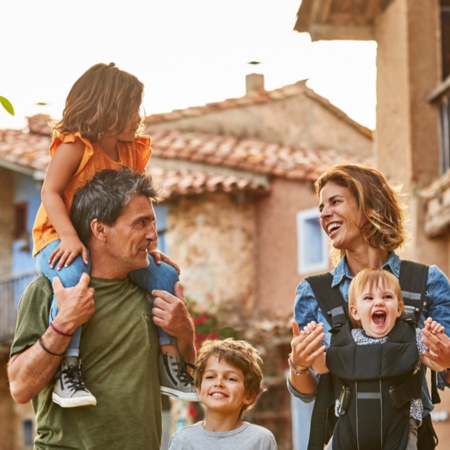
[423,317,445,335]
[302,321,324,335]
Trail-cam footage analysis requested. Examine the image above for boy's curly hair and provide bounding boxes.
[195,338,264,414]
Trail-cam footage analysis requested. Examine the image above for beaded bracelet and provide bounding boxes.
[38,337,65,357]
[288,353,310,376]
[50,323,73,337]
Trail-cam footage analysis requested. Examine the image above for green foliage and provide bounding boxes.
[0,96,14,116]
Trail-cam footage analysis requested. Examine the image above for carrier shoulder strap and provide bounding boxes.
[306,273,346,450]
[400,260,441,405]
[399,260,429,325]
[305,273,347,328]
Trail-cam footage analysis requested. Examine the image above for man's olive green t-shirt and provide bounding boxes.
[11,276,162,449]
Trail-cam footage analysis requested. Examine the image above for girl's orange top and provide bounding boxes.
[32,132,152,256]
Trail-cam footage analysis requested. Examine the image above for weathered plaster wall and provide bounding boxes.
[149,91,372,155]
[376,0,448,271]
[166,192,257,317]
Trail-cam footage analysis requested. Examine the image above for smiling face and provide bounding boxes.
[318,181,366,252]
[349,271,403,338]
[102,195,157,276]
[199,356,255,418]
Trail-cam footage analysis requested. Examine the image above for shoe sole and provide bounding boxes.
[160,387,199,402]
[52,393,97,408]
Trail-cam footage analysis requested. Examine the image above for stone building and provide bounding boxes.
[0,77,372,449]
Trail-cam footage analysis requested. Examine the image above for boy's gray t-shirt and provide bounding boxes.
[169,421,277,450]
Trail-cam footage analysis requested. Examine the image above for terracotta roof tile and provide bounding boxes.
[150,129,372,181]
[0,114,373,198]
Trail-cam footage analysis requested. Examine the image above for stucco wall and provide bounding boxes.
[254,177,330,318]
[149,91,372,155]
[166,192,257,317]
[376,0,448,272]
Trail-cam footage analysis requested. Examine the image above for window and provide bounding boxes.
[154,205,169,254]
[439,97,450,171]
[22,419,33,446]
[14,202,28,240]
[296,208,329,275]
[428,3,450,173]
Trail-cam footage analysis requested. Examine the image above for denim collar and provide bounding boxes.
[331,252,400,287]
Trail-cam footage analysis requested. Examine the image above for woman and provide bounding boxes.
[288,163,450,449]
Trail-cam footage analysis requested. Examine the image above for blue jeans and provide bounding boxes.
[35,240,178,357]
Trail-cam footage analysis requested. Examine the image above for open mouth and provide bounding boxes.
[327,223,341,237]
[372,311,386,325]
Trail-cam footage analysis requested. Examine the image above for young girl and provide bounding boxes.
[303,269,445,450]
[32,62,197,408]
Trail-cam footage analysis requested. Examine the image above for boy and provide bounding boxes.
[169,338,277,449]
[304,268,444,450]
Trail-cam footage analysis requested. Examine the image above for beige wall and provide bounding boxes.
[148,90,372,155]
[166,192,257,317]
[165,179,326,322]
[376,0,448,272]
[254,177,326,318]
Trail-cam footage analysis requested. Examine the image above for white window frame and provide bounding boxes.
[296,208,329,275]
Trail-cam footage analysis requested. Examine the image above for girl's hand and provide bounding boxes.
[149,247,181,275]
[49,236,89,270]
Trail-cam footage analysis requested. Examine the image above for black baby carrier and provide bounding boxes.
[305,261,439,450]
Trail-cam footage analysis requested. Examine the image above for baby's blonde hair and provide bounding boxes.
[348,268,404,328]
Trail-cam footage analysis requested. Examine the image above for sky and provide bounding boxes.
[0,0,377,131]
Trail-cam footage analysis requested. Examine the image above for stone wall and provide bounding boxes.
[166,192,257,317]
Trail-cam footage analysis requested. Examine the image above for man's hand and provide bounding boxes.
[8,273,95,403]
[51,273,95,334]
[151,282,195,364]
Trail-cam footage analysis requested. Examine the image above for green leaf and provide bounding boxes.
[0,96,15,116]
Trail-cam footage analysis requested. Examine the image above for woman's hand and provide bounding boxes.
[290,320,326,370]
[422,317,450,369]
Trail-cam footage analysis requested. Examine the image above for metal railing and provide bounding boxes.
[0,271,37,344]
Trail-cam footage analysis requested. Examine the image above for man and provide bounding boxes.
[8,167,196,449]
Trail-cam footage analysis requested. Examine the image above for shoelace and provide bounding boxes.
[170,359,195,387]
[60,363,89,393]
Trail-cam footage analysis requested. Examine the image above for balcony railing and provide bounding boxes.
[0,271,37,344]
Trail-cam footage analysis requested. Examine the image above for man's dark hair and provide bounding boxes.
[70,167,161,246]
